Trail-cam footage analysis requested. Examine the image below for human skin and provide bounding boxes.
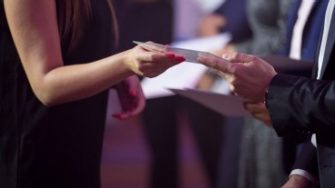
[4,0,184,114]
[198,52,277,102]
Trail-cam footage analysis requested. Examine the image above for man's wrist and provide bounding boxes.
[263,73,276,107]
[283,175,313,188]
[290,169,318,186]
[263,87,269,108]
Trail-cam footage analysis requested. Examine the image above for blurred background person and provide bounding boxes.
[243,0,329,187]
[197,0,335,186]
[198,0,293,188]
[225,1,292,188]
[198,0,292,187]
[196,0,253,187]
[198,0,252,43]
[198,0,328,187]
[234,0,329,187]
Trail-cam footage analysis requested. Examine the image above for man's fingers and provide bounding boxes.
[234,53,255,62]
[198,53,233,73]
[244,102,266,113]
[221,51,237,61]
[223,52,255,64]
[251,112,272,126]
[243,102,272,126]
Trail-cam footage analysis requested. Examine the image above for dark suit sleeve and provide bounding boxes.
[267,74,335,139]
[292,141,319,178]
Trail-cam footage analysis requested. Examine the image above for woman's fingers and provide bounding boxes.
[137,52,185,77]
[112,76,146,120]
[135,41,168,53]
[127,45,185,77]
[128,86,146,117]
[137,51,169,62]
[127,76,146,117]
[112,93,145,120]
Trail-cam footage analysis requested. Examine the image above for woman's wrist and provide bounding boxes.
[117,49,137,76]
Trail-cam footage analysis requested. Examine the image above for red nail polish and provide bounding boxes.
[112,114,122,120]
[167,53,176,60]
[130,90,137,97]
[175,56,186,62]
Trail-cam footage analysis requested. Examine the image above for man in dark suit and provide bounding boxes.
[198,0,335,187]
[279,0,329,187]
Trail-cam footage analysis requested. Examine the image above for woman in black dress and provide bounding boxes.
[0,0,184,187]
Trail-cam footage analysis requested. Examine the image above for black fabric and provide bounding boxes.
[141,96,224,188]
[292,141,319,178]
[0,1,114,188]
[268,73,335,137]
[267,48,335,188]
[115,1,173,52]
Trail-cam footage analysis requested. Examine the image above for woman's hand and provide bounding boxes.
[244,101,272,126]
[4,0,184,106]
[198,52,277,102]
[124,43,185,78]
[112,75,145,120]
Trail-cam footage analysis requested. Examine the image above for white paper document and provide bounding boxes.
[141,33,232,99]
[134,41,221,64]
[169,88,249,117]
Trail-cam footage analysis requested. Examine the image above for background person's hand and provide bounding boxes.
[211,44,236,58]
[282,175,314,188]
[113,75,145,120]
[244,101,272,126]
[198,52,277,102]
[198,14,226,37]
[125,43,185,78]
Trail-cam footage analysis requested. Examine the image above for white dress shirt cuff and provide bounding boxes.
[311,134,317,147]
[290,169,318,184]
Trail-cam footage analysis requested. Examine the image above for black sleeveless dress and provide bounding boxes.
[0,1,114,187]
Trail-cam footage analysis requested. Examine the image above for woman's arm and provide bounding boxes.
[4,0,181,106]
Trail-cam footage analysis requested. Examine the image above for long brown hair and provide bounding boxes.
[57,0,119,50]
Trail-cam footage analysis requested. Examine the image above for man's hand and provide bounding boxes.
[244,102,272,126]
[198,52,277,102]
[282,175,314,188]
